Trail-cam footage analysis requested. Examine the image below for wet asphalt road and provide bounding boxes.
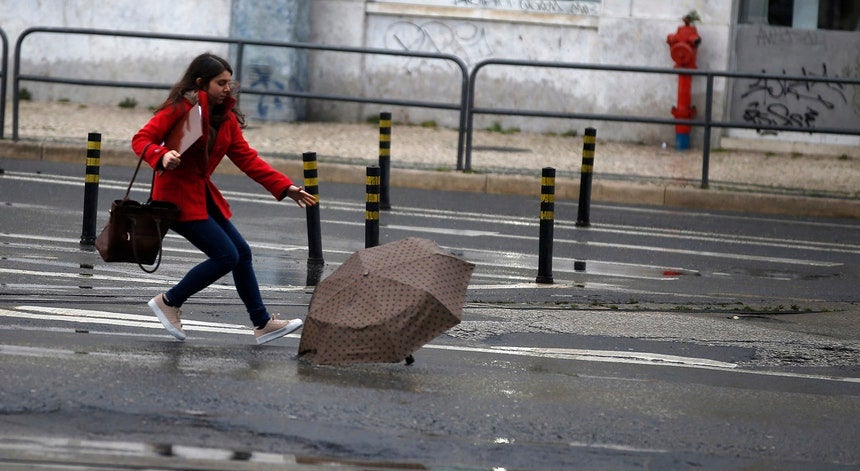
[1,157,859,469]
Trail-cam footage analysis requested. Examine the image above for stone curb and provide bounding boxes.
[2,140,858,219]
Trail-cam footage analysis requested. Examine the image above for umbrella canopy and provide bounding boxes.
[299,237,475,365]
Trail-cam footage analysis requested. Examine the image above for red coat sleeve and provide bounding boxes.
[131,104,188,169]
[223,118,294,200]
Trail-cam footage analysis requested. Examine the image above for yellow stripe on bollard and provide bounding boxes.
[365,210,379,220]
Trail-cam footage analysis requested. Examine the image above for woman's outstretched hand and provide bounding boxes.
[162,150,181,170]
[286,185,318,208]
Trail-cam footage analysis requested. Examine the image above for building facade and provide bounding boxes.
[2,0,858,150]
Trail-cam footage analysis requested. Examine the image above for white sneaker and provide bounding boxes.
[148,294,186,341]
[254,314,303,345]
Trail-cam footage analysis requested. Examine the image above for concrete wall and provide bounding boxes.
[230,0,310,121]
[727,24,860,146]
[307,0,734,146]
[0,0,232,109]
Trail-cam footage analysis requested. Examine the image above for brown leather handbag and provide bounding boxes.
[95,151,179,273]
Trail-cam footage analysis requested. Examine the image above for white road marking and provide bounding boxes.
[0,268,307,292]
[1,306,858,384]
[316,219,844,267]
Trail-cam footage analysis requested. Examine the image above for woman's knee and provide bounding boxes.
[212,247,241,270]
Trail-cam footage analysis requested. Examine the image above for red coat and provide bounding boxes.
[131,92,293,222]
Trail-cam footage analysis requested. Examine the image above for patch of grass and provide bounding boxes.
[485,121,520,135]
[420,120,437,129]
[19,88,32,101]
[57,98,70,103]
[560,130,578,138]
[118,97,138,109]
[838,154,850,160]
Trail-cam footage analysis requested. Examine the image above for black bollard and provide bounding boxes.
[576,127,597,227]
[365,165,380,248]
[80,132,101,246]
[303,152,324,286]
[379,112,392,210]
[303,152,323,264]
[536,167,555,284]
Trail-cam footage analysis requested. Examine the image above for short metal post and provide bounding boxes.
[536,167,555,284]
[576,127,597,227]
[80,132,101,246]
[379,111,391,210]
[303,152,323,263]
[302,152,324,286]
[365,165,380,248]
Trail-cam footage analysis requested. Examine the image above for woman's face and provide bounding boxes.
[204,70,232,105]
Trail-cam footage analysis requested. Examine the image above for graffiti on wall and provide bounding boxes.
[739,63,851,129]
[247,63,286,118]
[452,0,599,15]
[374,0,599,15]
[385,20,494,69]
[753,26,826,48]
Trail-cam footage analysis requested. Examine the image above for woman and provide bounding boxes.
[131,53,317,344]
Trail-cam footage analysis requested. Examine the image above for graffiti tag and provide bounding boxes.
[385,20,494,69]
[453,0,599,15]
[740,64,848,129]
[248,63,286,118]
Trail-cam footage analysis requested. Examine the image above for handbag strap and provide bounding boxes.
[125,143,157,202]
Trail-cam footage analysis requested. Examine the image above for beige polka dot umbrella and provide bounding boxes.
[298,237,475,365]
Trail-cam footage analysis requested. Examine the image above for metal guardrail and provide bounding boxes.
[5,27,859,183]
[466,59,860,186]
[10,27,470,165]
[0,28,7,140]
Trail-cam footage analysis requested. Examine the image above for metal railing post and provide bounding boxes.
[701,74,714,188]
[0,28,7,140]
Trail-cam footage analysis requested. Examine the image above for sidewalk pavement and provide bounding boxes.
[2,101,858,219]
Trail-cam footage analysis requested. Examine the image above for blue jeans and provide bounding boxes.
[165,205,270,328]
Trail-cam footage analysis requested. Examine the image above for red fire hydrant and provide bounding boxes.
[666,12,701,150]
